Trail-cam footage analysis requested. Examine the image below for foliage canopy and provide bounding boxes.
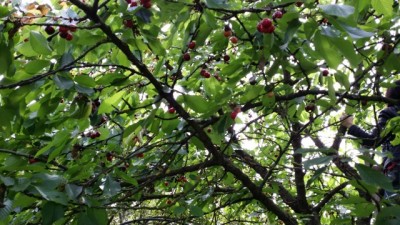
[0,0,399,224]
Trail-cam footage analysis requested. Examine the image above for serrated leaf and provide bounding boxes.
[327,76,336,104]
[355,164,393,191]
[314,32,341,68]
[0,6,10,17]
[77,208,108,225]
[53,74,74,89]
[183,95,213,114]
[318,4,355,17]
[42,201,65,225]
[102,175,121,197]
[189,205,204,217]
[29,31,52,55]
[98,91,126,114]
[338,22,374,40]
[25,60,50,74]
[173,206,186,215]
[303,156,333,170]
[371,0,393,17]
[74,75,96,88]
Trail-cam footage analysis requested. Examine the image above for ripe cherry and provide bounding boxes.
[264,25,275,33]
[273,11,283,19]
[322,69,329,76]
[261,18,272,28]
[123,19,134,28]
[230,36,238,44]
[183,52,191,61]
[223,30,232,37]
[45,26,55,35]
[59,26,69,33]
[295,1,303,7]
[230,111,238,119]
[106,152,113,161]
[136,152,144,158]
[168,106,176,114]
[65,33,73,41]
[59,31,68,39]
[305,104,315,112]
[188,41,196,49]
[28,157,39,164]
[223,55,230,62]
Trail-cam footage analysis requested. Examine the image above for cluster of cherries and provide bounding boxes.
[44,25,76,41]
[125,0,152,8]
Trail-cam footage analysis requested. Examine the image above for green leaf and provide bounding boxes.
[42,201,65,225]
[371,0,393,17]
[280,19,301,49]
[0,200,12,221]
[314,32,341,68]
[327,76,336,104]
[74,75,96,88]
[183,95,215,114]
[29,31,52,55]
[53,74,74,89]
[25,60,50,74]
[0,6,10,17]
[34,186,68,205]
[376,205,400,225]
[205,0,229,8]
[338,22,374,40]
[103,175,121,197]
[303,156,333,170]
[318,4,355,17]
[98,91,126,114]
[355,163,393,191]
[65,184,83,200]
[189,205,204,217]
[173,206,186,215]
[306,167,327,187]
[77,208,108,225]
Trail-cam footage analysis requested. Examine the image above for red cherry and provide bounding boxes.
[261,18,272,28]
[123,19,134,28]
[200,69,207,76]
[273,11,283,19]
[59,31,68,39]
[257,23,268,33]
[188,41,196,49]
[230,36,238,44]
[223,30,232,38]
[203,71,211,78]
[164,181,169,186]
[106,152,113,161]
[126,0,132,3]
[224,25,231,31]
[183,52,191,61]
[166,199,172,204]
[305,104,315,112]
[143,1,151,9]
[230,111,238,119]
[264,25,275,33]
[45,26,55,35]
[59,26,69,33]
[295,1,303,7]
[65,33,73,41]
[28,157,39,164]
[223,55,230,62]
[130,2,138,7]
[168,107,176,114]
[136,153,144,158]
[69,25,77,32]
[322,69,329,76]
